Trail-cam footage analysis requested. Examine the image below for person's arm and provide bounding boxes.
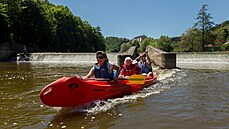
[145,51,152,69]
[112,64,120,80]
[82,67,94,80]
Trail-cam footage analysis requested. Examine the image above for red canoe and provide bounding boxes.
[40,72,157,107]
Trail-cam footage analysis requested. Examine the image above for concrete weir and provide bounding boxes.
[16,50,229,70]
[147,46,229,70]
[176,52,229,70]
[20,52,118,64]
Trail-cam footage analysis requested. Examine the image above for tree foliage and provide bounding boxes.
[156,35,173,52]
[105,37,130,52]
[140,38,154,52]
[175,5,229,52]
[0,0,105,52]
[221,43,229,51]
[0,2,9,43]
[193,4,214,51]
[120,43,131,53]
[175,28,201,52]
[139,36,175,52]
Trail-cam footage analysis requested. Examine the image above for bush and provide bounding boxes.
[221,43,229,51]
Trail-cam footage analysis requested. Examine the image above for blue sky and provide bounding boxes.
[49,0,229,39]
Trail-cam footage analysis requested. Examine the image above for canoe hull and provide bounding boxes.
[40,72,157,107]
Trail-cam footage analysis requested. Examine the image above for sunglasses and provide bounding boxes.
[96,56,104,59]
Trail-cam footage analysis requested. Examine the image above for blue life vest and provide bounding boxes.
[139,62,152,73]
[94,62,113,79]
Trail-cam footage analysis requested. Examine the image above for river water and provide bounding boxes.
[0,62,229,129]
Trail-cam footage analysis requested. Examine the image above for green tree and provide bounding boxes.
[120,43,131,53]
[0,0,106,52]
[132,40,140,50]
[105,37,130,52]
[82,21,105,52]
[0,2,9,43]
[5,0,54,51]
[214,29,228,45]
[140,38,155,52]
[52,5,78,51]
[221,43,229,51]
[193,4,214,51]
[91,26,106,51]
[22,0,53,51]
[156,35,173,52]
[4,0,22,45]
[175,28,202,52]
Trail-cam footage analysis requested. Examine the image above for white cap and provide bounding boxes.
[124,57,132,62]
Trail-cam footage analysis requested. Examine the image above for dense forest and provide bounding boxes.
[0,0,105,52]
[0,1,228,53]
[105,37,130,52]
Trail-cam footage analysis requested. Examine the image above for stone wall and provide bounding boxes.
[0,42,24,61]
[117,46,139,66]
[147,46,176,69]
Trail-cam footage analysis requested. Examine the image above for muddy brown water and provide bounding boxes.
[0,62,228,129]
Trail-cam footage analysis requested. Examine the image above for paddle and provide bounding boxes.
[127,74,145,84]
[134,50,148,61]
[89,75,145,84]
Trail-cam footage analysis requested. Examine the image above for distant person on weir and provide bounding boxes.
[83,51,120,80]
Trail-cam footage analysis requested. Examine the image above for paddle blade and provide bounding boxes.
[128,74,145,84]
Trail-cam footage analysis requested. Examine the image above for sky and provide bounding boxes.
[48,0,229,39]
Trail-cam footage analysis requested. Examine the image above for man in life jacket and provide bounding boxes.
[83,51,120,80]
[119,57,141,78]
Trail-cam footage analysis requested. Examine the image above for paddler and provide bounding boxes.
[134,50,153,77]
[82,51,120,80]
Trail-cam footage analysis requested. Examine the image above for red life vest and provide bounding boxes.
[121,64,138,77]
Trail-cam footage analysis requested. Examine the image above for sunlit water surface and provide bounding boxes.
[0,62,228,129]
